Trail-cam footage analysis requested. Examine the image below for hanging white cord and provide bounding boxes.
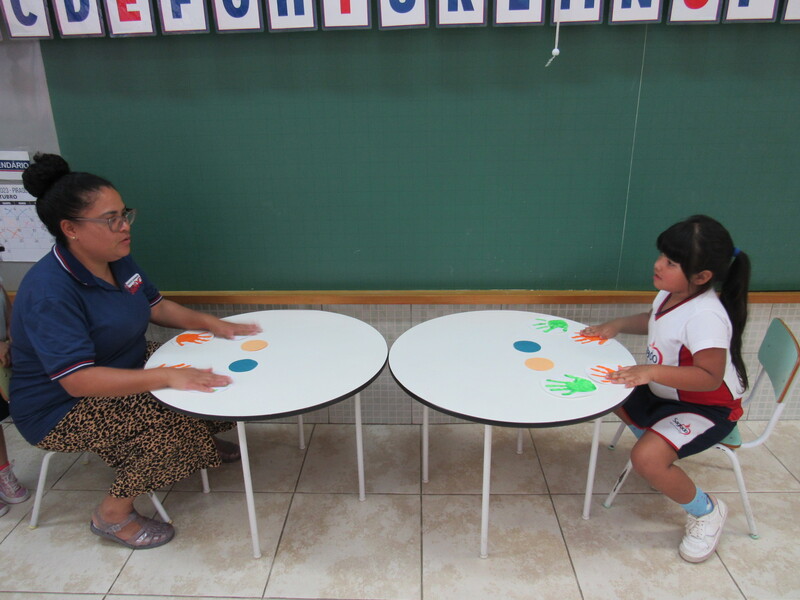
[545,1,561,67]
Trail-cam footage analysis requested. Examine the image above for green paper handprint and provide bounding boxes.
[545,375,597,396]
[533,318,568,333]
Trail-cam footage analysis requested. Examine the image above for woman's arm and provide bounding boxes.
[57,300,260,398]
[150,299,261,339]
[58,364,232,398]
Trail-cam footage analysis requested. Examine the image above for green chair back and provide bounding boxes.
[759,319,800,405]
[718,318,799,449]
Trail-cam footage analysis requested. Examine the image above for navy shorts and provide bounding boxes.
[621,385,736,459]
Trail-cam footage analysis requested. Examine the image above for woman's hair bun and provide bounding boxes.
[22,152,71,199]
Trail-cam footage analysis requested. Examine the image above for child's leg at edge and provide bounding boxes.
[0,428,8,466]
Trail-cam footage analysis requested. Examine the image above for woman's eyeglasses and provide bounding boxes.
[72,208,137,232]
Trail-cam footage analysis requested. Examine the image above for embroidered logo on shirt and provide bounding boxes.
[125,273,143,294]
[646,342,663,365]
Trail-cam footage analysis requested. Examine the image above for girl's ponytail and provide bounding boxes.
[721,250,751,390]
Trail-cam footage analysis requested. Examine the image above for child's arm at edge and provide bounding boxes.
[0,286,10,367]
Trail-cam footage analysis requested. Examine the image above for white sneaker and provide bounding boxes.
[679,495,728,563]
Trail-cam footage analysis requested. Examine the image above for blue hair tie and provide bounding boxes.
[733,247,741,258]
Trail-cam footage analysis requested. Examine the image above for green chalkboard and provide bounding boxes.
[40,22,800,291]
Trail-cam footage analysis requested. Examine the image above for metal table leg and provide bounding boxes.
[237,421,261,558]
[480,424,492,559]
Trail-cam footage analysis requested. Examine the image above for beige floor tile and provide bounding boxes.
[0,594,102,600]
[107,597,261,600]
[297,424,420,494]
[422,494,581,600]
[1,423,78,495]
[763,420,800,480]
[53,452,118,491]
[421,424,547,495]
[543,421,800,505]
[107,597,259,600]
[110,490,291,597]
[535,421,655,495]
[0,497,33,539]
[1,421,797,600]
[679,442,800,495]
[556,493,744,600]
[173,423,312,493]
[267,493,421,600]
[718,492,800,600]
[0,489,159,594]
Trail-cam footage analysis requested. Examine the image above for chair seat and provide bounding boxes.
[719,424,742,449]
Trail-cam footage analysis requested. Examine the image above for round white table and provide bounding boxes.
[389,310,636,557]
[146,309,388,558]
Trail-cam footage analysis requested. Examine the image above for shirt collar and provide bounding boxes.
[52,243,128,289]
[52,243,97,287]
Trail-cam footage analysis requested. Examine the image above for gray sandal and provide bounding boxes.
[90,509,175,549]
[213,437,241,463]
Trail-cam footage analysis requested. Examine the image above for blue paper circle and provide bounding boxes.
[229,359,258,373]
[513,340,542,353]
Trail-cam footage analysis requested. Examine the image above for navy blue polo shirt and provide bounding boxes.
[10,244,162,444]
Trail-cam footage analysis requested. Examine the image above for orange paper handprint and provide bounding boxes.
[571,333,609,345]
[588,365,617,383]
[176,332,214,346]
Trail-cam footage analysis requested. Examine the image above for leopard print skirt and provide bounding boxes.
[36,342,234,498]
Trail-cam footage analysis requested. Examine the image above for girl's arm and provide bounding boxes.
[580,312,650,339]
[150,299,261,339]
[608,347,726,391]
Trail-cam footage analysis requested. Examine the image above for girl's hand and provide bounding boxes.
[212,321,262,340]
[166,367,232,393]
[580,322,619,340]
[607,365,654,388]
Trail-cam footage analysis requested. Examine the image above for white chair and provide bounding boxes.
[29,450,172,528]
[0,365,182,528]
[602,318,800,539]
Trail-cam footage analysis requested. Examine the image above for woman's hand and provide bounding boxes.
[164,367,232,393]
[210,321,262,340]
[150,300,261,340]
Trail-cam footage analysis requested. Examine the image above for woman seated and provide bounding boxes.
[11,153,260,549]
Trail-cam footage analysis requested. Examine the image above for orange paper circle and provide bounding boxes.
[525,357,555,371]
[241,340,269,352]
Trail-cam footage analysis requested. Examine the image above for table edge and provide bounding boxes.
[390,362,631,427]
[152,357,388,422]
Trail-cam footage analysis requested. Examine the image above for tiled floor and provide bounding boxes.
[1,418,799,600]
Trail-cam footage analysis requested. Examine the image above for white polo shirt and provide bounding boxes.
[645,288,744,420]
